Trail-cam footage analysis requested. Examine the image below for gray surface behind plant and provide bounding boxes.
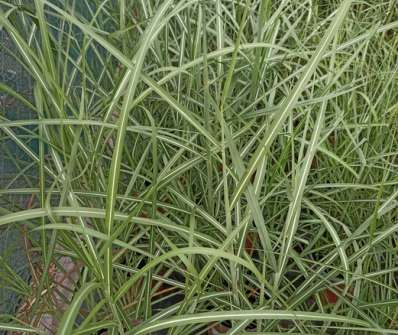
[0,27,33,315]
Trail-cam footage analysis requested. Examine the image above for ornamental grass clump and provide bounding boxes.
[0,0,398,334]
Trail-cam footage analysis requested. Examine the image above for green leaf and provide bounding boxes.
[57,282,100,335]
[132,310,370,335]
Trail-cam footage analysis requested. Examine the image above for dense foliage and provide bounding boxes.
[0,0,397,334]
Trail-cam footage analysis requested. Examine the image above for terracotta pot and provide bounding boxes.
[208,323,230,334]
[244,232,257,256]
[320,283,353,305]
